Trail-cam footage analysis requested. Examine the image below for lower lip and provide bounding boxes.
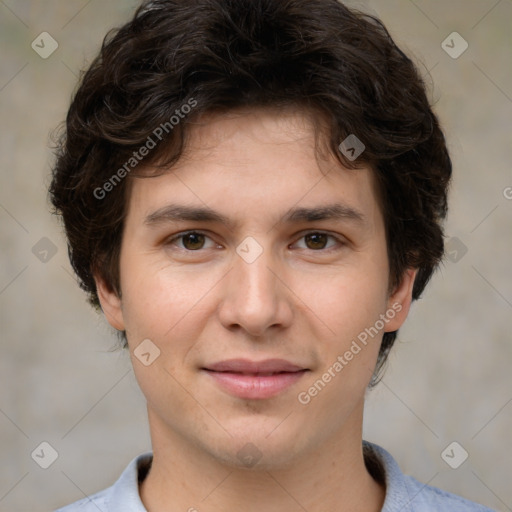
[204,370,308,400]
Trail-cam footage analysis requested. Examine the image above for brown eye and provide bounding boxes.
[292,232,343,252]
[304,233,329,250]
[180,232,206,250]
[165,231,219,254]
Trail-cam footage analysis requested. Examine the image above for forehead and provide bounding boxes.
[126,107,382,228]
[175,107,346,176]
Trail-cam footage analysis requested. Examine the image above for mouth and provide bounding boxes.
[202,358,309,400]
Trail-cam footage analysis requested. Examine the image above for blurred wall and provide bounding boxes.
[0,1,510,511]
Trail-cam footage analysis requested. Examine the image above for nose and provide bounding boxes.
[217,242,294,337]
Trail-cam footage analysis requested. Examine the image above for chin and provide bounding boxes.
[207,425,308,471]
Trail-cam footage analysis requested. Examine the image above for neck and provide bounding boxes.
[140,401,385,512]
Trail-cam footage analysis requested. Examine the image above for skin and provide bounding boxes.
[96,108,416,512]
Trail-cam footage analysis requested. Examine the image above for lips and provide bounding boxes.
[202,358,308,400]
[205,358,305,374]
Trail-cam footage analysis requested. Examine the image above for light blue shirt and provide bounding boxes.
[55,441,495,511]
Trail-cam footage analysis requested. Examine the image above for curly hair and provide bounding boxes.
[50,0,452,385]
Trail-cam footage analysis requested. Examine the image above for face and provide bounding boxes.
[97,108,415,469]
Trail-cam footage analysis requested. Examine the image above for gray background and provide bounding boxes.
[0,1,511,511]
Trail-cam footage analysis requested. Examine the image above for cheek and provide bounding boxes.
[119,244,181,328]
[120,264,209,416]
[118,252,223,370]
[296,262,390,404]
[130,351,214,441]
[304,264,389,340]
[294,272,387,422]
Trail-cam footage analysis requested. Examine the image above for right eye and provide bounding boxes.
[165,231,219,252]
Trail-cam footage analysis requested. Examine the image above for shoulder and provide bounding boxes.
[401,473,495,511]
[54,489,109,512]
[363,441,496,512]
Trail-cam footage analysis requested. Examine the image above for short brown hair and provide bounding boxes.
[50,0,452,384]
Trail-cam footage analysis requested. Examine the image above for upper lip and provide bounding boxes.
[203,358,306,374]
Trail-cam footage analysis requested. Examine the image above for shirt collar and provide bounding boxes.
[363,441,415,512]
[107,452,152,511]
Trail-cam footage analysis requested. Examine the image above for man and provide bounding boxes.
[50,0,494,510]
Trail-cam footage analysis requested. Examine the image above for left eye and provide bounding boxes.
[293,232,340,251]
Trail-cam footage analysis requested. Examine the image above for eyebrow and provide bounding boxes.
[144,203,365,229]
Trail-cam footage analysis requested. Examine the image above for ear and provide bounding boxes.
[384,268,417,332]
[94,274,125,331]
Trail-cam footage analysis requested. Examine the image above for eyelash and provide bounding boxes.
[165,230,345,253]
